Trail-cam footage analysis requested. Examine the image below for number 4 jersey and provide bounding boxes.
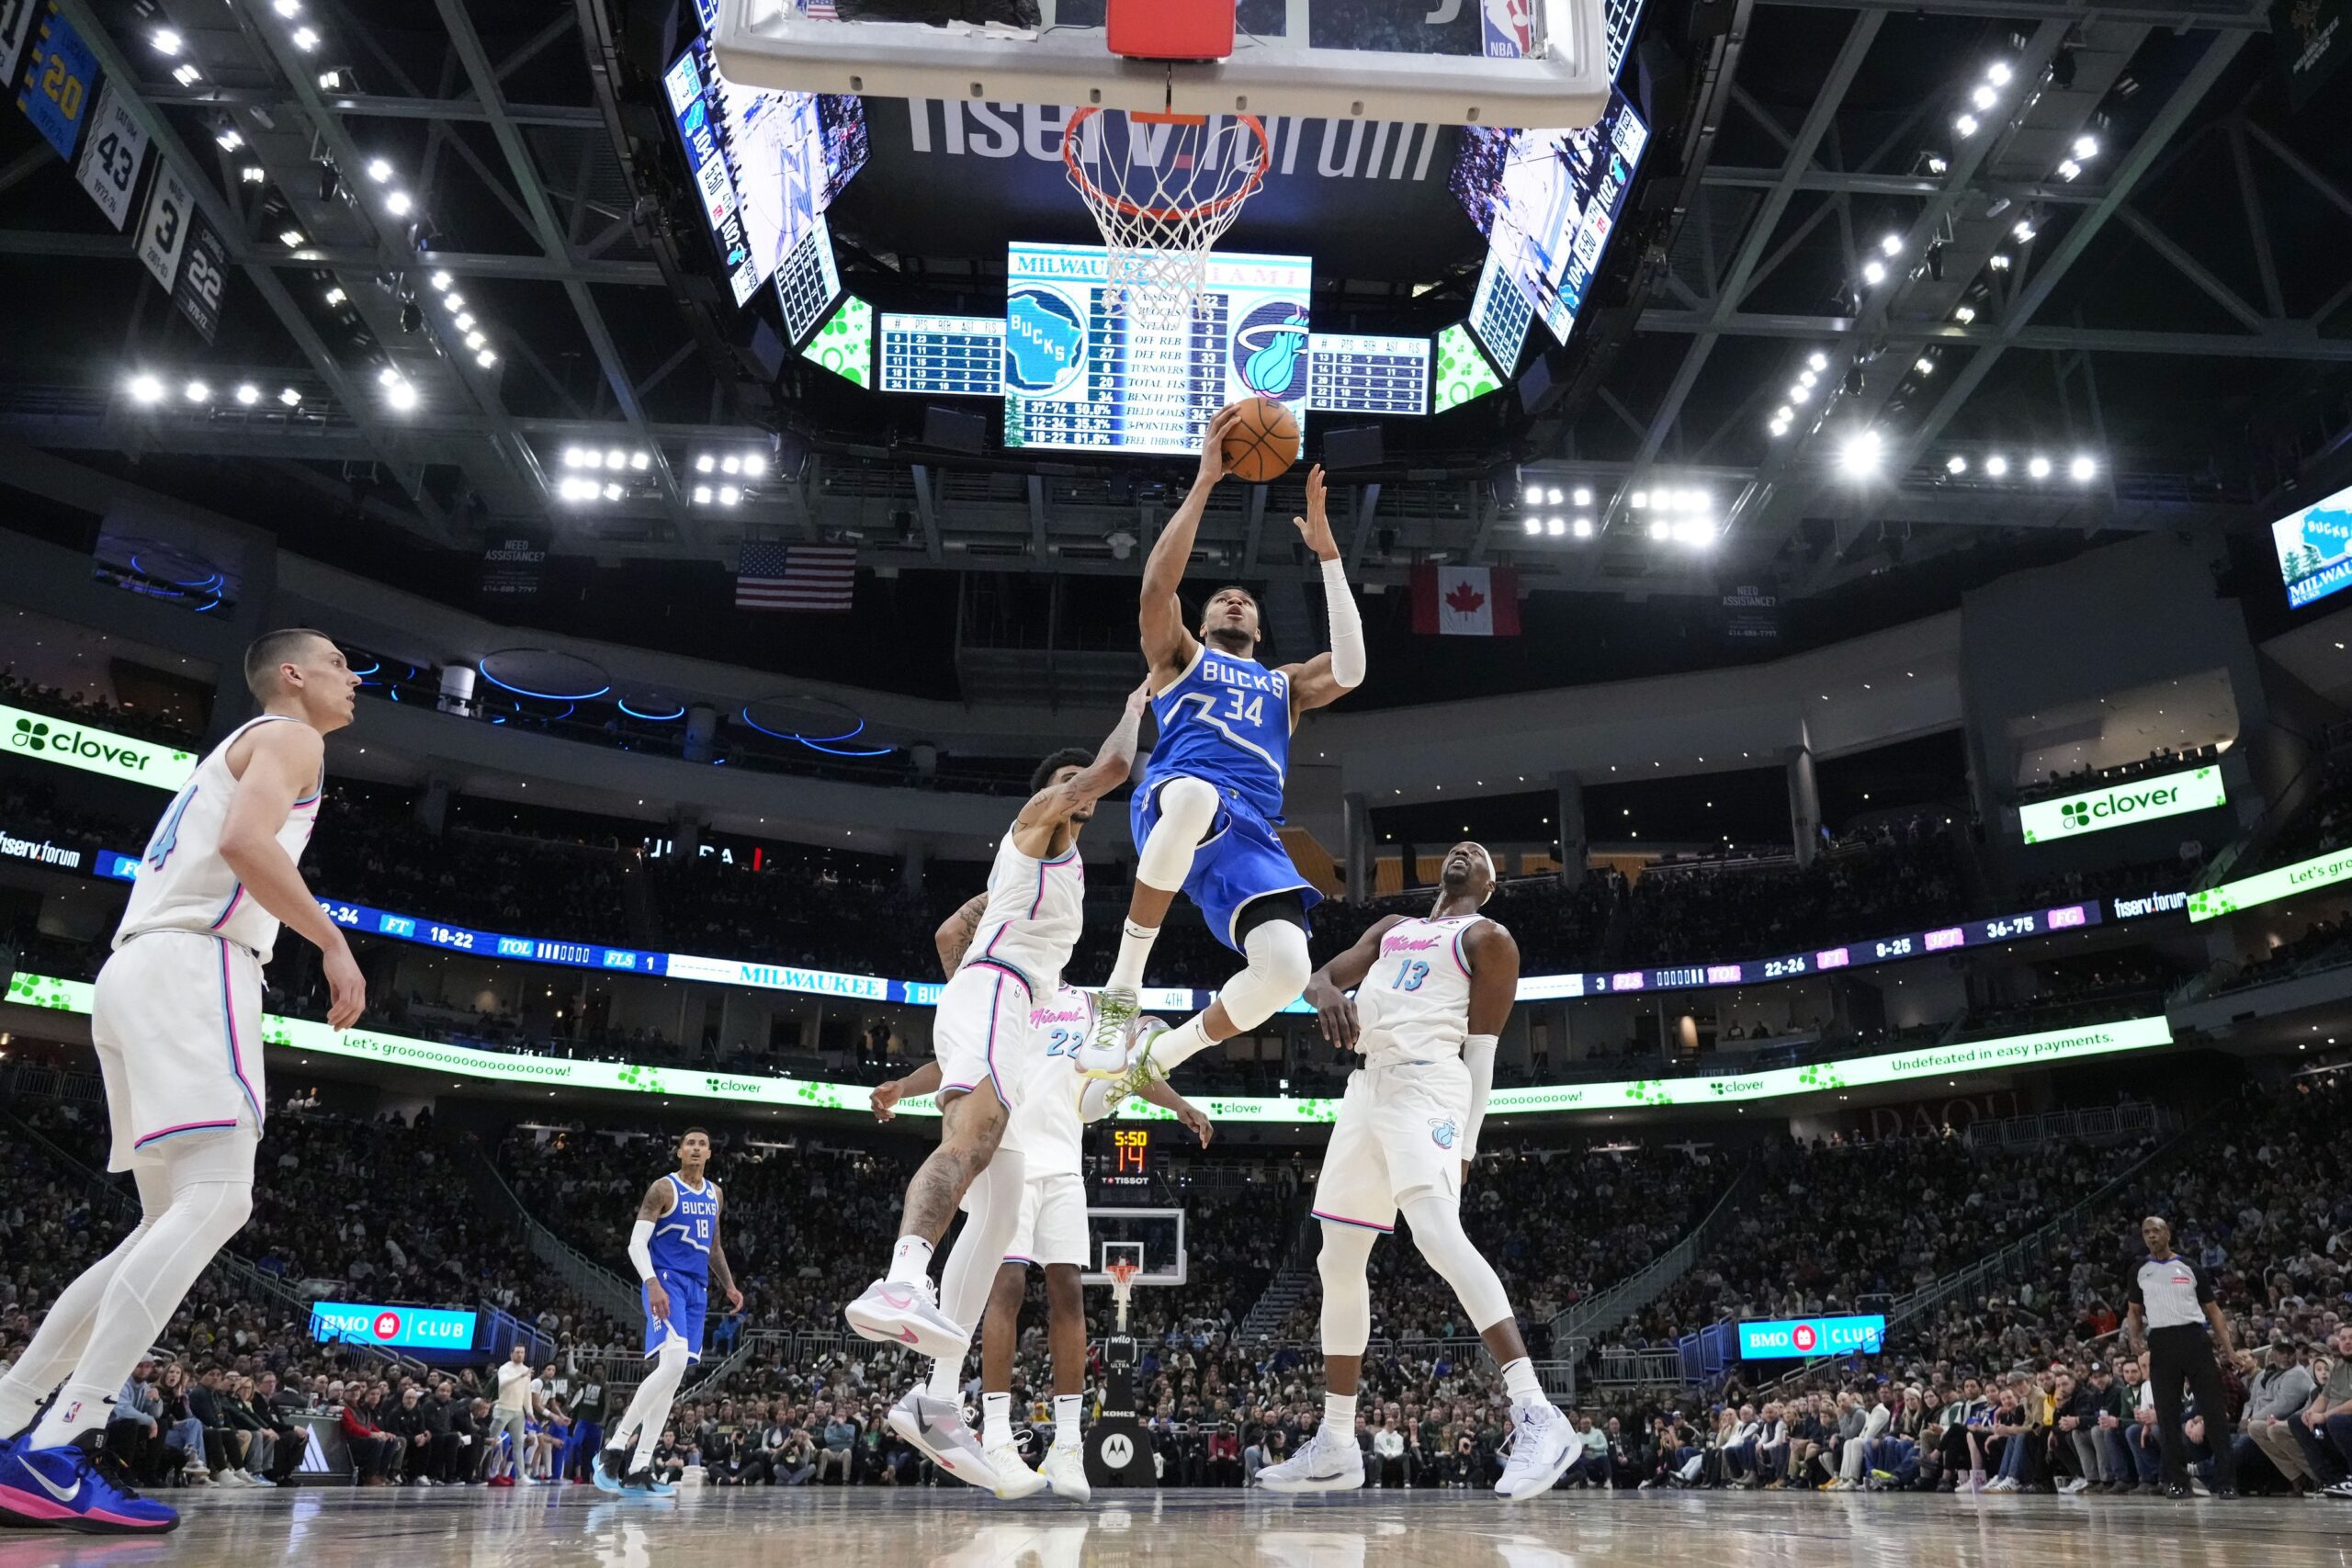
[1354,916,1487,1066]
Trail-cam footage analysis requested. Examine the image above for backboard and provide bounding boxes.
[713,0,1616,130]
[1080,1206,1187,1286]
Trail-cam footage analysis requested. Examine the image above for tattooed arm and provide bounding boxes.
[934,892,989,978]
[708,1190,744,1314]
[631,1179,676,1323]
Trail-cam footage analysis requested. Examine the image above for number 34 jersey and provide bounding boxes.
[1355,916,1487,1066]
[1144,643,1293,820]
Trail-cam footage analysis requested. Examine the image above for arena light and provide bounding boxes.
[279,388,302,408]
[384,191,413,217]
[2070,454,2098,483]
[721,456,742,475]
[234,383,261,407]
[2056,159,2082,181]
[582,449,605,469]
[1798,369,1818,389]
[718,486,741,507]
[1545,517,1566,536]
[385,379,418,412]
[215,128,243,151]
[630,451,651,471]
[172,62,202,85]
[1788,383,1811,404]
[430,271,453,291]
[242,164,266,184]
[1571,485,1591,506]
[1954,112,1980,138]
[278,228,306,248]
[742,454,768,478]
[464,332,485,351]
[1986,60,2014,86]
[1984,454,2009,477]
[1808,352,1829,372]
[127,374,164,405]
[1879,234,1903,257]
[2073,133,2099,160]
[1954,304,1977,324]
[1838,428,1883,478]
[603,482,623,502]
[1522,517,1542,536]
[1861,259,1887,286]
[2027,454,2052,479]
[1647,518,1670,540]
[694,485,715,505]
[367,158,393,184]
[1914,356,1936,376]
[2012,220,2037,243]
[183,380,210,403]
[1546,486,1565,505]
[1972,84,1998,111]
[605,447,627,470]
[697,455,718,474]
[1572,517,1594,538]
[291,27,321,51]
[153,28,183,53]
[1989,253,2013,271]
[274,0,301,15]
[1946,454,1968,475]
[476,350,497,368]
[443,293,465,311]
[454,313,476,333]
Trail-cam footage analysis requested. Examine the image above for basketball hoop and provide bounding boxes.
[1062,108,1271,329]
[1104,1258,1142,1333]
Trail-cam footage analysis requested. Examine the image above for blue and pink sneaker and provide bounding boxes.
[0,1431,179,1534]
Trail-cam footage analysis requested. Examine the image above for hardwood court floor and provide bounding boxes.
[6,1485,2347,1568]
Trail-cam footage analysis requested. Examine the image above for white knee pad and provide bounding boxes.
[1399,1192,1515,1335]
[1136,775,1219,891]
[1218,919,1311,1032]
[1316,1220,1377,1357]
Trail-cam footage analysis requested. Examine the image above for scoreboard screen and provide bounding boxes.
[1107,1126,1151,1186]
[774,213,842,346]
[880,313,1006,398]
[1001,243,1313,456]
[1455,89,1652,344]
[1468,251,1534,373]
[1307,333,1430,417]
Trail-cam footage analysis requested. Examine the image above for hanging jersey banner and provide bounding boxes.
[169,204,229,344]
[72,80,147,231]
[136,160,194,292]
[0,1,40,112]
[16,1,98,163]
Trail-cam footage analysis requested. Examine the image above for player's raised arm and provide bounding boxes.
[1031,680,1150,826]
[934,893,989,978]
[220,721,365,1030]
[1140,404,1249,674]
[1459,919,1521,1162]
[1281,467,1366,715]
[1300,915,1408,1052]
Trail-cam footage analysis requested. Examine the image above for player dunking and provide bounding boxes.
[0,631,366,1535]
[1077,402,1365,1088]
[594,1129,741,1496]
[842,692,1148,1484]
[1256,842,1577,1498]
[876,986,1213,1501]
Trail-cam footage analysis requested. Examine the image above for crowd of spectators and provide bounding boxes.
[0,669,202,748]
[2016,744,2223,806]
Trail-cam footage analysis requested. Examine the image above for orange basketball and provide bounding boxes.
[1220,397,1299,484]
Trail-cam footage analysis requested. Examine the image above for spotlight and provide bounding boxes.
[1647,519,1670,540]
[718,486,741,506]
[1523,517,1542,536]
[127,374,164,405]
[1789,384,1811,404]
[694,485,715,505]
[743,455,768,478]
[2012,220,2036,243]
[215,128,243,151]
[1523,484,1542,504]
[1946,455,1968,475]
[241,164,266,184]
[323,287,346,306]
[279,229,306,248]
[2057,159,2081,181]
[184,380,210,402]
[317,71,345,92]
[378,367,401,387]
[235,383,261,406]
[1799,370,1818,389]
[630,451,651,471]
[153,28,182,54]
[695,454,717,473]
[1954,304,1977,324]
[582,450,604,468]
[1985,61,2013,85]
[464,332,485,351]
[1954,113,1980,138]
[1838,428,1883,478]
[1972,84,1998,110]
[1989,254,2012,271]
[605,449,626,469]
[1572,517,1594,538]
[2070,454,2097,482]
[385,191,413,217]
[430,271,453,291]
[1926,155,1949,175]
[443,294,465,310]
[1545,517,1566,536]
[1546,486,1564,504]
[476,350,497,367]
[291,28,320,51]
[172,62,201,85]
[1879,233,1903,257]
[1774,405,1793,423]
[1807,352,1829,372]
[1984,455,2008,477]
[1630,490,1649,509]
[454,313,475,333]
[275,0,301,14]
[1861,260,1887,286]
[563,448,585,468]
[1914,356,1935,376]
[2027,455,2052,479]
[1769,421,1790,438]
[603,483,623,502]
[367,159,393,184]
[279,388,302,407]
[387,381,418,412]
[2073,133,2099,160]
[722,456,742,475]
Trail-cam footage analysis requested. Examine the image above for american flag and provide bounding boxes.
[737,542,855,613]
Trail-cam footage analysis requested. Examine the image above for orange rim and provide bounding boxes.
[1062,107,1272,224]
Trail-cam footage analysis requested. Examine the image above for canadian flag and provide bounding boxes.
[1410,564,1521,637]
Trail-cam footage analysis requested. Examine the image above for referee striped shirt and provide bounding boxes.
[2127,1253,2214,1330]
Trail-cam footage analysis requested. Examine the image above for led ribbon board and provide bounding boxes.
[2188,844,2352,922]
[1,703,195,791]
[2018,766,2227,845]
[311,1302,478,1350]
[1738,1314,1886,1359]
[0,973,2173,1124]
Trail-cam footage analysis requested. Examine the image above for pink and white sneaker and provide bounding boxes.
[844,1276,967,1359]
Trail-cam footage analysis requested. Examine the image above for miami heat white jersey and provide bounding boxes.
[1353,915,1487,1066]
[117,716,322,959]
[1006,986,1094,1174]
[959,827,1085,997]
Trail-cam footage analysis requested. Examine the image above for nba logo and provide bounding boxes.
[1482,0,1532,58]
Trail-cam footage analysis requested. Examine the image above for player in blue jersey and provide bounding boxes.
[594,1128,741,1497]
[1078,400,1366,1089]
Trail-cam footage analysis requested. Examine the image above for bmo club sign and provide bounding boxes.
[1737,1314,1886,1359]
[310,1302,478,1350]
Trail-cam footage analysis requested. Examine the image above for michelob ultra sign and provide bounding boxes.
[2019,765,2225,845]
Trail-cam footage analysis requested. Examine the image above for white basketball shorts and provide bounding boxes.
[1005,1171,1091,1269]
[92,930,267,1172]
[933,964,1030,1120]
[1310,1057,1470,1232]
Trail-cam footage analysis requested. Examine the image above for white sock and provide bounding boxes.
[888,1235,934,1286]
[1108,920,1157,993]
[1150,1014,1221,1072]
[1499,1357,1543,1404]
[982,1392,1012,1449]
[1054,1394,1082,1450]
[1324,1393,1357,1436]
[926,1356,964,1401]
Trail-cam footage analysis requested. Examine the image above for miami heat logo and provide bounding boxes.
[1429,1118,1459,1150]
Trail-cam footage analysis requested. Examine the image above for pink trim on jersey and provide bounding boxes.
[217,941,264,1126]
[209,886,246,930]
[1450,924,1474,978]
[134,1118,242,1148]
[1312,1209,1395,1235]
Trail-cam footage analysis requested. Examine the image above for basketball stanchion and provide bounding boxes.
[1084,1258,1157,1488]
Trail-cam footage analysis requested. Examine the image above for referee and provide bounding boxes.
[2123,1214,2246,1498]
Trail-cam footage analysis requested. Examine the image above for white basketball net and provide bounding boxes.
[1063,110,1272,329]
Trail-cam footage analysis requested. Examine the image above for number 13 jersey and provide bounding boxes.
[1355,916,1487,1066]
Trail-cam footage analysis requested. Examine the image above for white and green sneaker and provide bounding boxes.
[1074,988,1140,1077]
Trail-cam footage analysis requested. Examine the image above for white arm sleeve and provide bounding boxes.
[1320,558,1365,689]
[1460,1033,1498,1159]
[628,1219,657,1281]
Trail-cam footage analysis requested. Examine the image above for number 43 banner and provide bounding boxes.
[73,80,147,230]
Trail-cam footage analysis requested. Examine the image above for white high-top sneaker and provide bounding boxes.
[1495,1399,1578,1500]
[1255,1425,1365,1494]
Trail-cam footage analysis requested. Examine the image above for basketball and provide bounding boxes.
[1220,397,1299,484]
